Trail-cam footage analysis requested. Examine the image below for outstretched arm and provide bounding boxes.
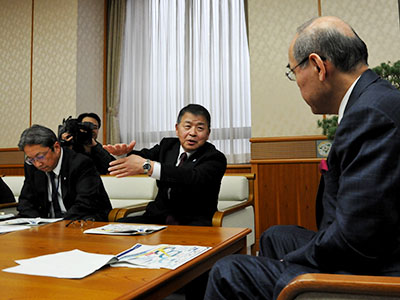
[103,140,136,156]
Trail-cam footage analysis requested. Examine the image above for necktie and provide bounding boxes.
[49,171,62,218]
[178,152,187,167]
[166,152,188,225]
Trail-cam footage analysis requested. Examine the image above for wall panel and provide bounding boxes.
[0,0,31,148]
[32,0,78,133]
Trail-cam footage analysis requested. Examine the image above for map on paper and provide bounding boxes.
[113,243,211,270]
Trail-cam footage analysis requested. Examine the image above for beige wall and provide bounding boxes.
[0,0,32,148]
[249,0,400,138]
[0,0,104,149]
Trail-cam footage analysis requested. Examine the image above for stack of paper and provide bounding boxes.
[84,224,166,236]
[2,243,211,278]
[0,218,63,226]
[3,249,116,279]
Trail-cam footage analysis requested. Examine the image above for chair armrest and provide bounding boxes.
[277,273,400,300]
[0,202,18,209]
[108,202,148,222]
[212,173,255,227]
[212,198,253,227]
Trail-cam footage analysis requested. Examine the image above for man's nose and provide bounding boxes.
[33,160,43,167]
[188,127,197,136]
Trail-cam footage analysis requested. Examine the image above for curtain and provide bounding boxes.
[106,0,126,144]
[119,0,251,163]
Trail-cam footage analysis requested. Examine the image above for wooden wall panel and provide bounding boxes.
[251,136,324,252]
[252,160,320,251]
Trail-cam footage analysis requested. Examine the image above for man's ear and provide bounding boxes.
[309,53,326,81]
[175,123,179,136]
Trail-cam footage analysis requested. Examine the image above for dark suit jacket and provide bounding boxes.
[17,147,112,221]
[129,137,227,225]
[87,142,115,175]
[0,177,15,204]
[285,70,400,275]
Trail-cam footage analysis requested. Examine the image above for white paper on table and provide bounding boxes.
[112,243,211,270]
[2,249,116,279]
[0,217,63,226]
[0,225,30,233]
[0,213,15,220]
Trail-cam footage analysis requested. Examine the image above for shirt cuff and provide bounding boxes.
[150,161,161,180]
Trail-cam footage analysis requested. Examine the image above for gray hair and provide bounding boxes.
[294,17,368,72]
[18,124,58,151]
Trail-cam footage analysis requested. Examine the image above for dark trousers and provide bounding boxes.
[204,225,320,300]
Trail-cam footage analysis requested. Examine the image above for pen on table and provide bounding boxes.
[117,244,142,258]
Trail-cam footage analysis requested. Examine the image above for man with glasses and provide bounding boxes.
[17,124,112,221]
[205,16,400,300]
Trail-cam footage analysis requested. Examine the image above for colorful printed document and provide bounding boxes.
[83,224,167,236]
[113,243,211,270]
[2,244,212,278]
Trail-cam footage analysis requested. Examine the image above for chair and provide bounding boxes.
[277,273,400,300]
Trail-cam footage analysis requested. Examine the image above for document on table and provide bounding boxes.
[83,224,166,236]
[3,249,116,279]
[2,243,212,278]
[113,243,211,270]
[0,225,30,233]
[0,217,63,226]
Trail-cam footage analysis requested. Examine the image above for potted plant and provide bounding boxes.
[317,60,400,140]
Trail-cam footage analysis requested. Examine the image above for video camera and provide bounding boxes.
[58,116,94,150]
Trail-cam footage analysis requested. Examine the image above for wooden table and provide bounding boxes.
[0,221,250,299]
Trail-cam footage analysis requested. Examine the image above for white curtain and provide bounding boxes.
[119,0,251,163]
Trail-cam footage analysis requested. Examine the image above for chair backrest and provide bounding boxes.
[1,176,24,201]
[218,175,249,202]
[101,175,158,200]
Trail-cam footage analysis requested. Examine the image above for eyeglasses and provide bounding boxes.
[25,149,50,165]
[65,218,95,228]
[285,56,309,81]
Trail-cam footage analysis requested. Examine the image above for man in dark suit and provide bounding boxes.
[17,124,112,221]
[104,104,227,226]
[0,177,15,204]
[205,16,400,300]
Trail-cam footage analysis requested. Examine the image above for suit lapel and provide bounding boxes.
[344,69,379,114]
[59,148,69,203]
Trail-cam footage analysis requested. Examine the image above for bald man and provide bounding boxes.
[204,16,400,300]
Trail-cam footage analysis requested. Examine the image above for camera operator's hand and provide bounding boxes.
[103,141,136,156]
[82,137,98,154]
[108,154,152,178]
[60,132,74,149]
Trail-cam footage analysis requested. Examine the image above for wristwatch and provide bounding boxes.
[142,159,151,174]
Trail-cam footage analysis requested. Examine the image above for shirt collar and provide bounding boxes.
[338,75,361,124]
[50,147,63,177]
[179,146,194,159]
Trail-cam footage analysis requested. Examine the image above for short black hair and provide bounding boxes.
[18,124,57,151]
[77,112,101,128]
[176,104,211,129]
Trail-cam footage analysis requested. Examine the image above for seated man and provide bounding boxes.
[59,112,115,174]
[104,104,227,226]
[17,124,112,221]
[0,177,15,204]
[205,16,400,300]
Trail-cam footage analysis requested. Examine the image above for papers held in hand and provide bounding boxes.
[83,224,166,236]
